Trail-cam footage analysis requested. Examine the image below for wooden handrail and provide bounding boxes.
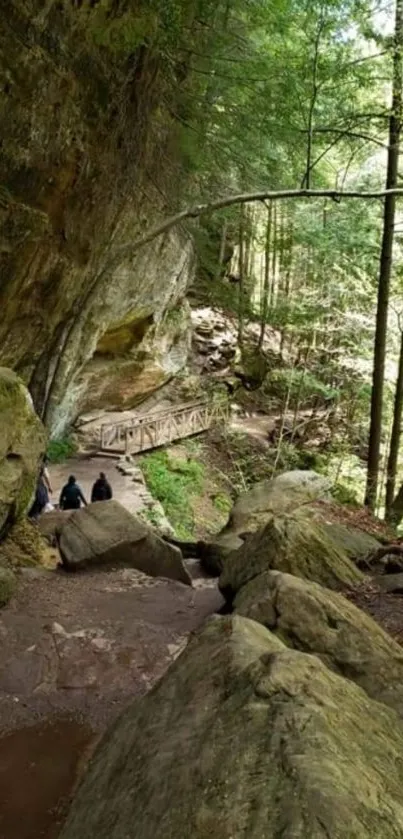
[100,399,221,434]
[99,398,229,454]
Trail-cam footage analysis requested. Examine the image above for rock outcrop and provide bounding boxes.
[0,367,46,535]
[56,500,192,585]
[219,470,331,538]
[235,570,403,715]
[219,512,363,604]
[61,614,403,839]
[0,2,195,435]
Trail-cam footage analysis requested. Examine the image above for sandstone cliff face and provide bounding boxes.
[0,0,194,435]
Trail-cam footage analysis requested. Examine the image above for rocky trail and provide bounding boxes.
[0,454,223,839]
[4,438,403,839]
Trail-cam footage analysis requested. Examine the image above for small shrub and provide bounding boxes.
[46,436,77,464]
[332,482,360,507]
[266,368,339,408]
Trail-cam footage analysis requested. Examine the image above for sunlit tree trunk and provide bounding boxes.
[237,204,245,349]
[215,219,228,281]
[270,203,278,303]
[258,203,272,351]
[365,0,403,510]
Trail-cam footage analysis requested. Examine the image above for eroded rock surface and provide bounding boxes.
[61,614,403,839]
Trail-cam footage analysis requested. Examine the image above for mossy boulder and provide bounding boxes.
[0,567,17,607]
[235,570,403,715]
[0,368,46,534]
[219,470,331,538]
[61,614,403,839]
[219,512,363,604]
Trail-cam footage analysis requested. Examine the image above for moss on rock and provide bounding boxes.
[0,367,46,533]
[219,511,363,604]
[0,519,48,567]
[0,567,16,607]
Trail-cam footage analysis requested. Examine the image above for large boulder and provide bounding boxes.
[219,512,363,604]
[219,469,331,538]
[235,570,403,715]
[0,367,46,534]
[56,500,192,585]
[61,615,403,839]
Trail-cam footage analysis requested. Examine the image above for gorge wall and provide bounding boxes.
[0,0,195,436]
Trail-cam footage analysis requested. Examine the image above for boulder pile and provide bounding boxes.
[60,470,403,839]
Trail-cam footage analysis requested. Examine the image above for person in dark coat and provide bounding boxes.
[28,467,49,520]
[91,472,113,503]
[59,475,87,510]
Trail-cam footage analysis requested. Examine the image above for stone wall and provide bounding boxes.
[0,1,195,436]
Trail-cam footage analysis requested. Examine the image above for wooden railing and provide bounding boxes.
[100,399,229,455]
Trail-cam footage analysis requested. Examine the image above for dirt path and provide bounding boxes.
[0,451,223,839]
[48,456,145,516]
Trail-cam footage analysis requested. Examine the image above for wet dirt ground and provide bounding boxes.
[0,474,223,839]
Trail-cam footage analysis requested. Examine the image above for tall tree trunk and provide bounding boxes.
[258,203,272,351]
[215,219,228,282]
[270,203,278,302]
[385,327,403,517]
[365,0,403,510]
[302,10,325,188]
[237,205,245,349]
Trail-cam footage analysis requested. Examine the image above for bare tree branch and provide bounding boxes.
[310,127,387,148]
[109,187,403,267]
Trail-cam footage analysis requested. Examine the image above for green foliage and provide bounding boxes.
[332,483,361,508]
[88,0,189,58]
[46,436,77,464]
[212,492,232,515]
[267,369,339,408]
[140,450,204,539]
[139,506,166,530]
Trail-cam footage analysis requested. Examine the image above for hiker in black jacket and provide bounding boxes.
[91,472,113,503]
[59,475,87,510]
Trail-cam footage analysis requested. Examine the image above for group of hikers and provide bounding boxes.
[29,461,113,520]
